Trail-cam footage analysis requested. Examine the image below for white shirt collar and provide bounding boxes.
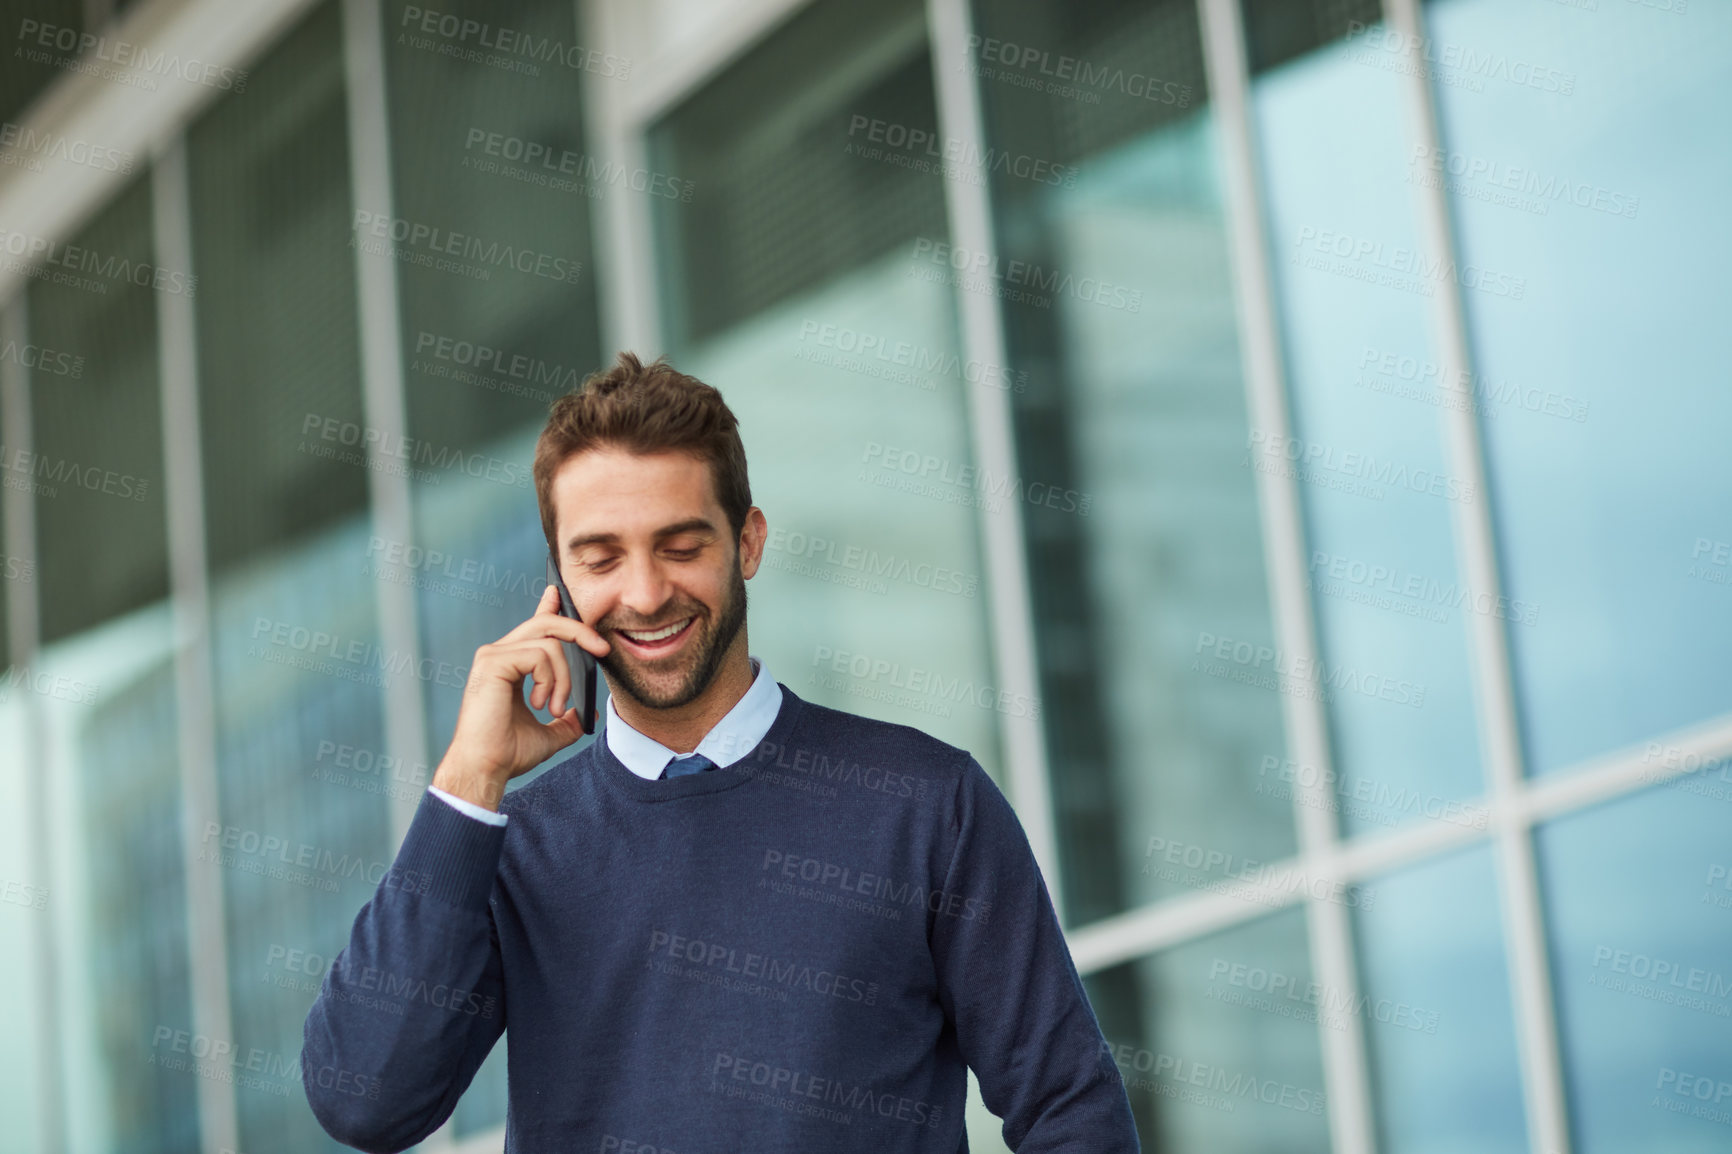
[604,656,784,780]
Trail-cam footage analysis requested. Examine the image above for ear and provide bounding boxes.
[737,507,768,579]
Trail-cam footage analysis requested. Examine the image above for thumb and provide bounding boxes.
[546,707,586,746]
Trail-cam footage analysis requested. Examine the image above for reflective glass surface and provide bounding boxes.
[1251,13,1486,836]
[7,174,190,1154]
[1424,0,1732,775]
[970,0,1297,930]
[382,1,609,1119]
[1539,779,1732,1153]
[1355,845,1526,1154]
[188,6,393,1150]
[27,177,169,647]
[1089,908,1329,1152]
[650,0,1004,777]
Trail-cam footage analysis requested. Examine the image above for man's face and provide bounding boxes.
[550,447,763,710]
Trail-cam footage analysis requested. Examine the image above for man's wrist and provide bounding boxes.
[431,758,507,812]
[429,785,510,827]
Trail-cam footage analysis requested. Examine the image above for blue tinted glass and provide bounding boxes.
[672,254,1007,771]
[1538,779,1732,1152]
[1423,0,1732,774]
[650,3,1006,777]
[188,6,397,1149]
[206,520,394,1154]
[967,0,1297,929]
[391,0,608,1113]
[1356,844,1526,1154]
[1042,113,1300,921]
[0,618,197,1154]
[1253,28,1486,835]
[3,167,193,1148]
[386,15,610,1085]
[1088,907,1330,1152]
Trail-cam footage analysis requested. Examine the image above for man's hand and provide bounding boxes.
[431,584,611,811]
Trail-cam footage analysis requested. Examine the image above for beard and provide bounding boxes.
[597,557,748,711]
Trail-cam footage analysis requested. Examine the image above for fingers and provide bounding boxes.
[520,705,586,763]
[544,707,586,747]
[497,586,562,645]
[475,639,566,717]
[555,617,611,658]
[526,645,566,716]
[498,585,564,648]
[548,640,570,716]
[497,584,611,657]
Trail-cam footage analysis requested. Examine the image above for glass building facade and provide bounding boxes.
[0,0,1726,1151]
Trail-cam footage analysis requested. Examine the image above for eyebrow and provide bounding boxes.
[563,518,719,553]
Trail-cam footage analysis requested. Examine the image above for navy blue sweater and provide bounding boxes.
[302,685,1138,1152]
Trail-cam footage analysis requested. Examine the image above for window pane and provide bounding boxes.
[0,389,7,665]
[190,2,366,575]
[652,0,944,350]
[649,0,1006,777]
[1538,779,1732,1153]
[27,176,169,645]
[1249,9,1487,836]
[1422,0,1732,774]
[1356,845,1526,1154]
[1090,908,1329,1152]
[9,174,193,1154]
[0,0,84,124]
[1240,0,1381,74]
[188,5,394,1151]
[968,0,1294,927]
[0,695,46,1149]
[381,0,608,1130]
[56,612,193,1154]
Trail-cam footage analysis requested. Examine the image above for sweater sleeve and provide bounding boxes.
[930,757,1140,1153]
[302,790,510,1152]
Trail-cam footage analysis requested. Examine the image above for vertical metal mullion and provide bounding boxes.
[153,138,241,1154]
[2,297,67,1154]
[342,0,428,847]
[582,0,662,355]
[924,0,1065,920]
[1380,3,1571,1152]
[1195,2,1377,1151]
[0,299,33,662]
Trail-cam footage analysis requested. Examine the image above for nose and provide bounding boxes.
[615,552,674,622]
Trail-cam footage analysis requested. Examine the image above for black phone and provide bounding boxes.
[545,553,599,735]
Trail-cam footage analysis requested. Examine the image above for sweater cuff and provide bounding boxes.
[393,789,508,913]
[428,784,509,826]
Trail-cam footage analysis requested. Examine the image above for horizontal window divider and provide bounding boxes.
[1068,705,1732,974]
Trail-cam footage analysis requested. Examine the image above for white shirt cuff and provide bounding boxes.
[428,785,509,826]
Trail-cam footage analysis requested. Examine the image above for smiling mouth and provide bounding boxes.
[614,616,697,652]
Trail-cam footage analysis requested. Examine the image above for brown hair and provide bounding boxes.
[534,351,753,556]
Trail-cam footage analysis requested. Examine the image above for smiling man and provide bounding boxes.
[302,353,1139,1153]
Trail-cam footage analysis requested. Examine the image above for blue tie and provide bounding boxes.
[661,753,715,780]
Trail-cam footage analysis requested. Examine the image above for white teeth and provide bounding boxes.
[620,618,690,644]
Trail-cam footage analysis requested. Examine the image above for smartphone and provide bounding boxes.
[545,553,599,735]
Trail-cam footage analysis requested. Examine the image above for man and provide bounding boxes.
[302,352,1139,1152]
